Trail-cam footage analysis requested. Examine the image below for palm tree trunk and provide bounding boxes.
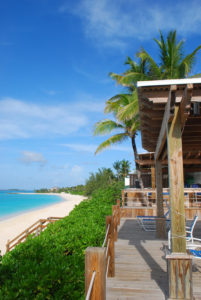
[131,136,144,189]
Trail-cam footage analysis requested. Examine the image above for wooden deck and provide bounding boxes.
[106,219,201,300]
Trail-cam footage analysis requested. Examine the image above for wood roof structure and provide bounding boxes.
[138,78,201,158]
[137,78,201,299]
[136,151,201,174]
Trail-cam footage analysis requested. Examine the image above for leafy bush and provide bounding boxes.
[0,182,123,299]
[85,168,117,196]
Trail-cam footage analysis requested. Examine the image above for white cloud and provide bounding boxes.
[61,143,131,153]
[0,97,103,140]
[20,151,47,166]
[61,0,201,48]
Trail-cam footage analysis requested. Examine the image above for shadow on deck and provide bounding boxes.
[106,219,201,300]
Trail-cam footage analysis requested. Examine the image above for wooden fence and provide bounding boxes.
[85,200,120,300]
[6,217,62,253]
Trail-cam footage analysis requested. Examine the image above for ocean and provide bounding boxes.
[0,190,63,220]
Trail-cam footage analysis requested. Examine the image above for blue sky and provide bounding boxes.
[1,0,201,189]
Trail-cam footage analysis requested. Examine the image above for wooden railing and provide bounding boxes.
[85,200,121,300]
[6,217,62,253]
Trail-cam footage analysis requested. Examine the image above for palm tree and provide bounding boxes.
[113,160,121,180]
[110,31,201,121]
[111,30,201,88]
[120,160,131,178]
[94,93,144,187]
[94,30,201,188]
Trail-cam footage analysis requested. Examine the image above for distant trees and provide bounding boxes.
[85,167,115,195]
[113,160,131,179]
[85,160,131,195]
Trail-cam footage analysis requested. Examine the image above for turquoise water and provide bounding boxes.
[0,190,63,220]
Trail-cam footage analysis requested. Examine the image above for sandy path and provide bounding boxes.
[0,193,87,255]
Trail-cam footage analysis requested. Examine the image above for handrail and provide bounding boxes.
[85,199,121,300]
[85,271,96,300]
[102,224,110,247]
[6,217,62,252]
[106,256,110,279]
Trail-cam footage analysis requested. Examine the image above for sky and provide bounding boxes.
[1,0,201,189]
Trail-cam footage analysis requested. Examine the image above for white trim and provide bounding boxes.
[137,78,201,88]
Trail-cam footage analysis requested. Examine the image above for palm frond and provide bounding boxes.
[93,119,124,136]
[179,45,201,77]
[117,93,139,121]
[95,133,128,154]
[104,94,130,114]
[138,49,162,79]
[118,72,149,87]
[109,72,124,85]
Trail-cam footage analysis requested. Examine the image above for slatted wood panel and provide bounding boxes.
[106,219,201,300]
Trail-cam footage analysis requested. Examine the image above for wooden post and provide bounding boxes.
[155,160,166,239]
[167,105,192,299]
[25,230,29,239]
[106,216,115,277]
[112,205,118,241]
[116,200,121,225]
[6,240,10,253]
[121,190,125,207]
[167,254,193,299]
[151,166,156,205]
[40,220,43,232]
[151,166,156,189]
[85,247,106,300]
[167,105,186,253]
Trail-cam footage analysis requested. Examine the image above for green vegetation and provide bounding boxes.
[0,162,125,299]
[0,181,123,299]
[36,159,130,196]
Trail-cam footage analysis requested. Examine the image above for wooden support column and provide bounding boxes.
[155,160,166,239]
[167,254,193,300]
[167,105,186,253]
[121,190,125,207]
[167,105,192,300]
[151,166,156,189]
[85,247,106,300]
[151,166,156,205]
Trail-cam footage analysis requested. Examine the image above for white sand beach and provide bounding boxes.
[0,193,87,255]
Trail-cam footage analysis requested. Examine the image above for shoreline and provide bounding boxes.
[0,193,87,255]
[0,193,66,222]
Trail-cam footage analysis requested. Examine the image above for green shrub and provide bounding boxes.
[0,183,122,299]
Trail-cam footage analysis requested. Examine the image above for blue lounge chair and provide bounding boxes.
[186,215,198,243]
[137,210,170,232]
[168,216,199,249]
[189,249,201,259]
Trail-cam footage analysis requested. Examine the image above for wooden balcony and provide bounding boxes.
[106,218,201,300]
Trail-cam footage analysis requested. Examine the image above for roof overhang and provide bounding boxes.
[137,79,201,160]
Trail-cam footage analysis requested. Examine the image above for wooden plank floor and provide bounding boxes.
[106,219,201,300]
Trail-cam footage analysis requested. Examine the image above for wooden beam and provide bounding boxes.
[155,85,177,160]
[183,159,201,165]
[161,148,167,160]
[183,145,201,151]
[180,84,193,129]
[135,159,155,166]
[167,105,186,253]
[151,166,156,189]
[195,151,201,158]
[155,160,166,239]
